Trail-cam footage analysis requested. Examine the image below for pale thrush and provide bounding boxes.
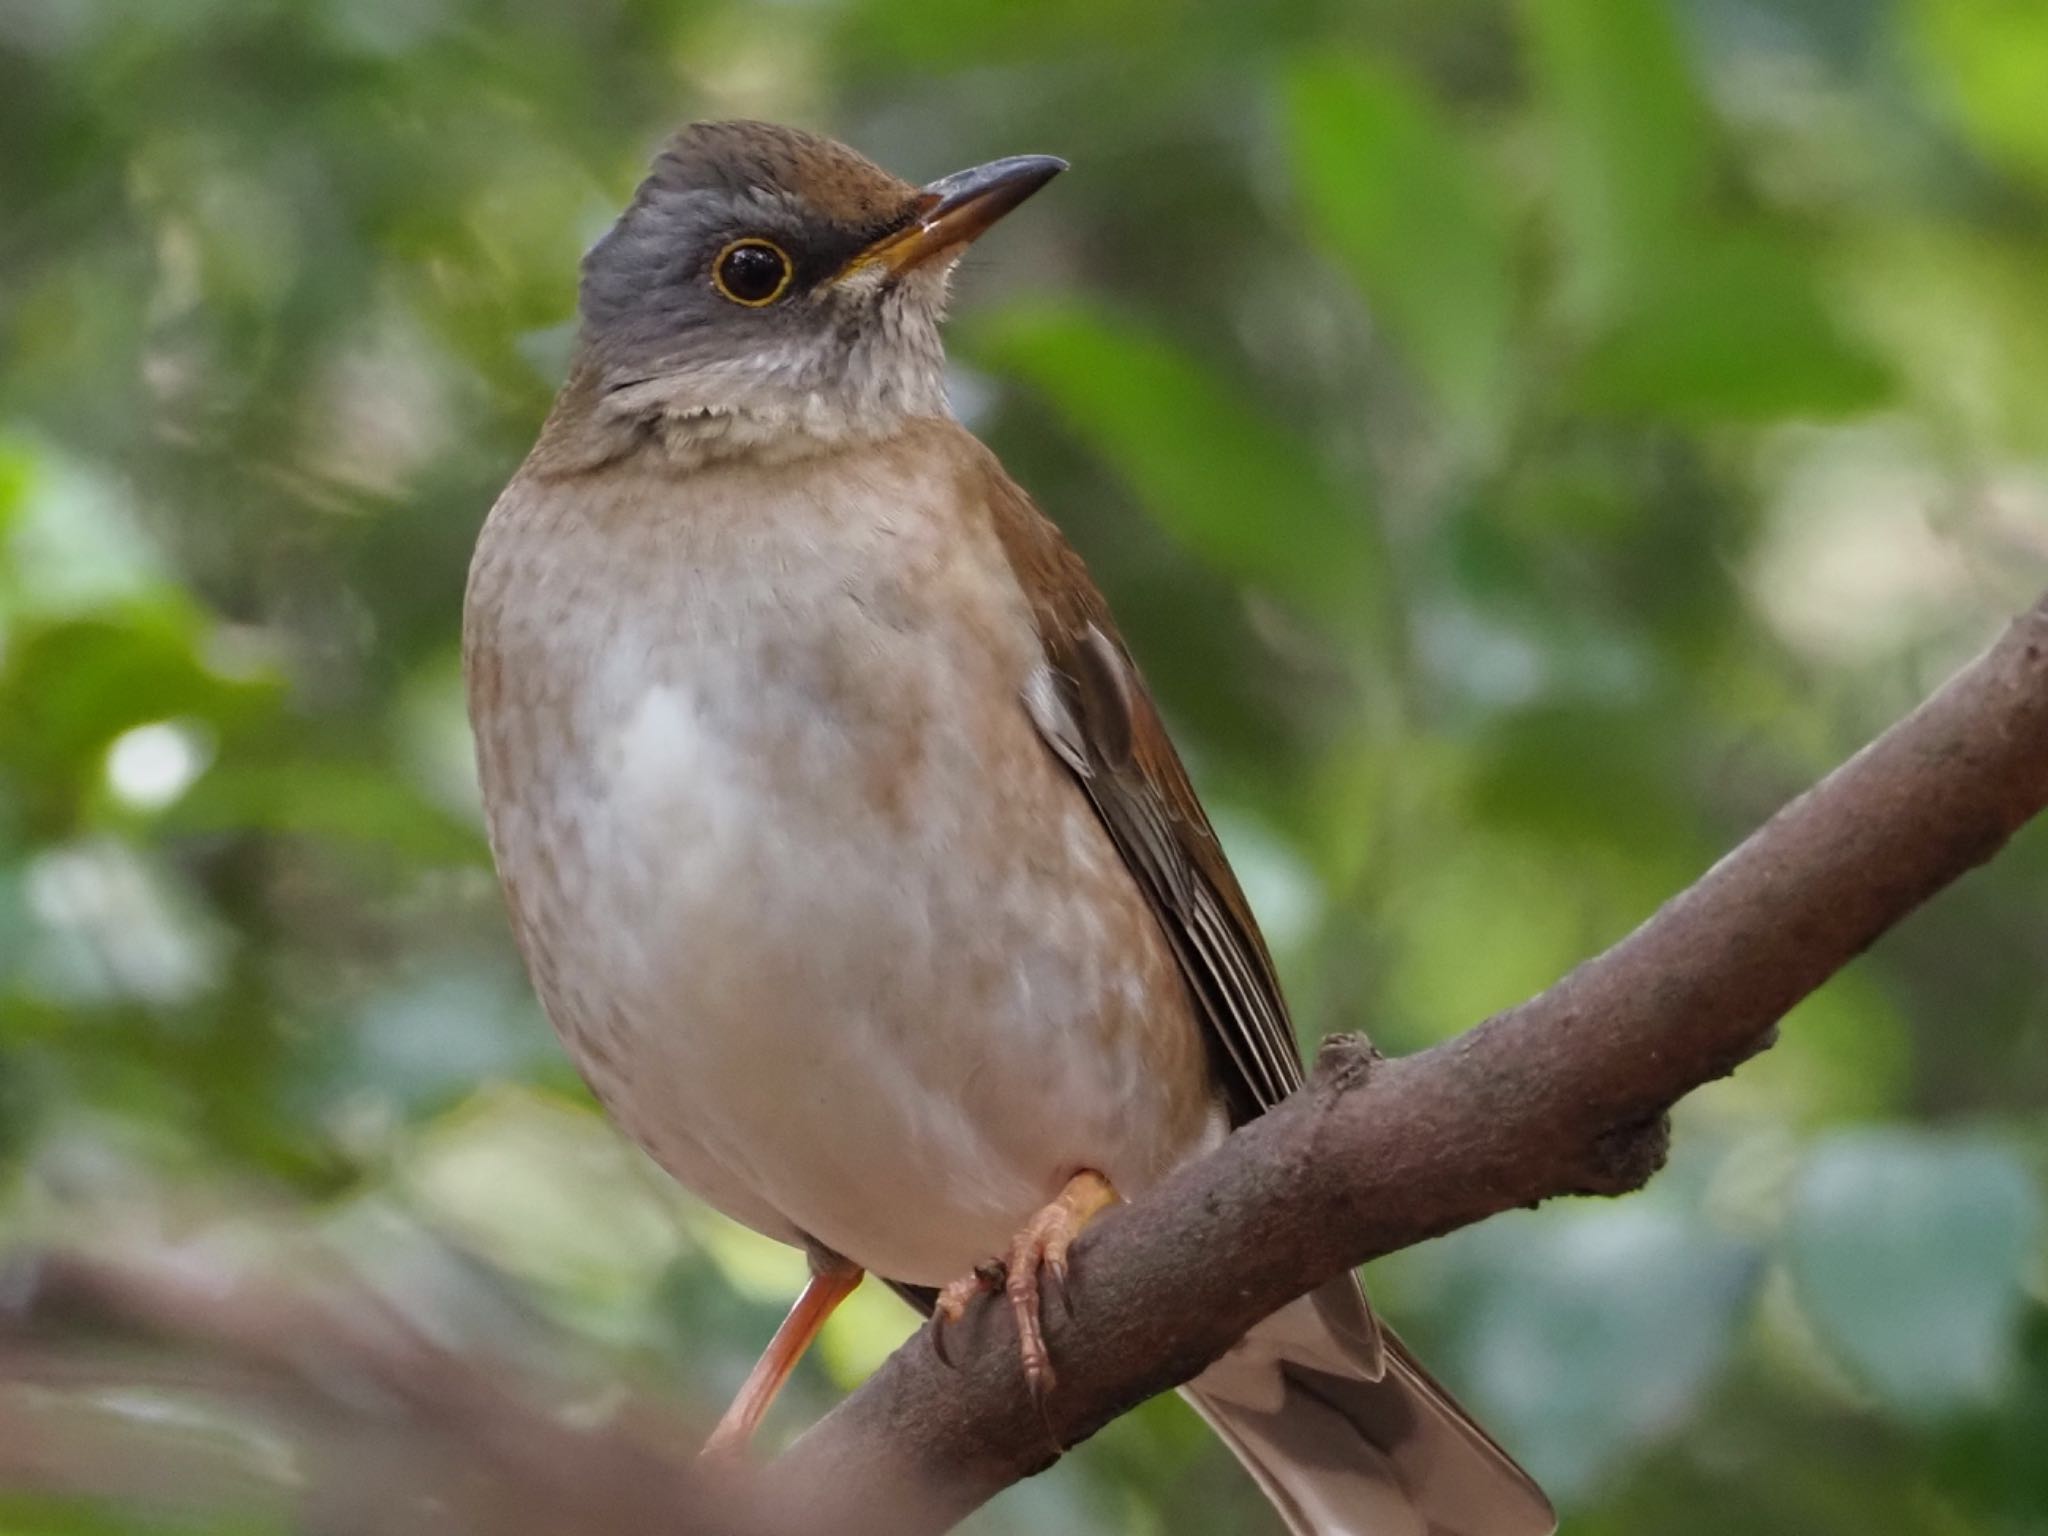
[464,119,1554,1536]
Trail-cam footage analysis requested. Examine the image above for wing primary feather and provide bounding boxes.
[1074,622,1136,768]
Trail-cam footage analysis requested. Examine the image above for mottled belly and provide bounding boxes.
[499,668,1217,1286]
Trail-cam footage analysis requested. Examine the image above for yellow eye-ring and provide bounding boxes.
[712,238,793,307]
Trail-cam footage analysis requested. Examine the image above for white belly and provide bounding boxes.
[469,453,1218,1285]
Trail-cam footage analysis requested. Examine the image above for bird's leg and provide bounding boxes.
[701,1247,863,1458]
[930,1169,1120,1400]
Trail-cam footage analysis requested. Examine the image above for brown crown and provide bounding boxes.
[646,120,918,229]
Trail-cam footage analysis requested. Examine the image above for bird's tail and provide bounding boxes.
[1181,1294,1555,1536]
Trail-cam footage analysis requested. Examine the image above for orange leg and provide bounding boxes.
[702,1250,862,1457]
[931,1170,1120,1401]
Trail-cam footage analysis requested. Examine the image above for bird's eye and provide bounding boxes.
[712,238,793,307]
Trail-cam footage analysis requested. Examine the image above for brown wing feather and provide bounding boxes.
[969,439,1383,1373]
[977,453,1300,1122]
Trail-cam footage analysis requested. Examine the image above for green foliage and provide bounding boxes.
[1913,0,2048,189]
[1448,1196,1761,1495]
[1285,55,1515,449]
[973,302,1384,634]
[1573,233,1891,421]
[1789,1130,2041,1417]
[2,0,2046,1532]
[1526,0,1714,319]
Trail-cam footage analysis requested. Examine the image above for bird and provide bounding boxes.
[464,118,1555,1536]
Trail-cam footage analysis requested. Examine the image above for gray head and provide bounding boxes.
[576,120,1064,459]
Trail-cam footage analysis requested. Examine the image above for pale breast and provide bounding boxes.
[465,428,1219,1284]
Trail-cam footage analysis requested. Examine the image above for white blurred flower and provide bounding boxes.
[105,719,213,812]
[1750,422,2048,663]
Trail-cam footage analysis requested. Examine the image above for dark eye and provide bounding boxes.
[712,238,793,306]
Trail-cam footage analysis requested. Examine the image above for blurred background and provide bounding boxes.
[4,0,2048,1531]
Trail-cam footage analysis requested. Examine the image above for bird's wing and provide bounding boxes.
[973,441,1383,1372]
[978,447,1300,1122]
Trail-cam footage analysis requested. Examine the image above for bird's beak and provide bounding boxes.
[843,154,1067,278]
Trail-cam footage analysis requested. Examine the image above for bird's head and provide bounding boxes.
[571,120,1063,461]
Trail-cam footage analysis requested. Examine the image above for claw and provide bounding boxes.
[926,1171,1119,1428]
[1006,1250,1058,1400]
[929,1261,1006,1370]
[1044,1256,1072,1320]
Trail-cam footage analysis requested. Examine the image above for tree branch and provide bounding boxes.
[765,594,2048,1534]
[0,1250,767,1536]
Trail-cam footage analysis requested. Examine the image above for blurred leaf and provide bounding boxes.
[1526,3,1892,422]
[1464,702,1699,861]
[1913,0,2048,189]
[1525,0,1714,318]
[1285,55,1515,452]
[1378,831,1656,1048]
[1933,1308,2048,1528]
[0,1494,281,1536]
[817,1271,921,1385]
[168,760,483,862]
[1453,1204,1759,1497]
[0,438,34,541]
[343,965,554,1113]
[396,1085,687,1324]
[0,436,165,620]
[832,0,1179,72]
[0,610,275,815]
[17,838,230,1009]
[1734,971,1911,1126]
[1845,224,2048,455]
[973,302,1383,633]
[1575,235,1890,421]
[1787,1129,2042,1417]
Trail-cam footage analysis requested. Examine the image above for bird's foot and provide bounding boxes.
[928,1169,1119,1402]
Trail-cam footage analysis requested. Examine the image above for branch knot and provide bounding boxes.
[1310,1032,1383,1095]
